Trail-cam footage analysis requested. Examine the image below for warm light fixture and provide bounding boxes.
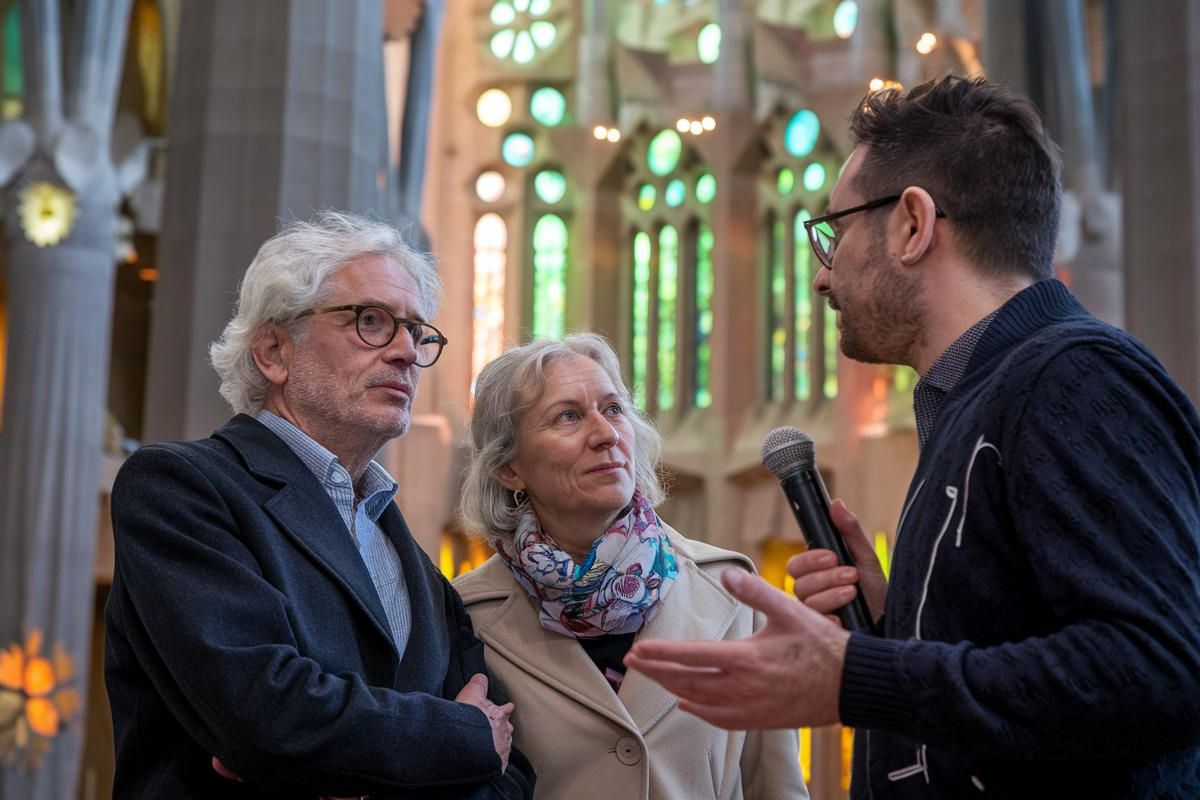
[701,115,716,131]
[868,77,903,94]
[915,32,937,55]
[0,630,79,769]
[17,182,78,247]
[606,128,620,142]
[593,125,620,142]
[675,118,690,132]
[476,88,513,128]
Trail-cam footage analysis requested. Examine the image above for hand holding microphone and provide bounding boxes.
[761,427,886,633]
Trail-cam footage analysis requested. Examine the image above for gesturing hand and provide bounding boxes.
[455,673,514,773]
[788,498,887,624]
[623,568,850,730]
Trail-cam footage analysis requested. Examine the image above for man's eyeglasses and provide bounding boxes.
[803,194,947,270]
[298,305,448,367]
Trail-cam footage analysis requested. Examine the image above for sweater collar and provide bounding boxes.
[965,279,1090,377]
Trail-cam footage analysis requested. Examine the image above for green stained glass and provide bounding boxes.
[532,214,568,339]
[529,0,552,16]
[694,224,715,408]
[501,132,535,167]
[533,169,566,204]
[803,162,827,191]
[785,109,820,158]
[513,0,530,11]
[632,231,652,408]
[777,167,795,195]
[824,298,838,398]
[794,211,813,401]
[833,0,859,38]
[491,29,516,59]
[665,178,686,207]
[768,218,787,402]
[513,30,536,63]
[530,86,566,127]
[529,20,557,49]
[658,226,679,411]
[696,173,716,204]
[647,129,682,176]
[3,4,21,98]
[697,22,721,64]
[895,365,918,393]
[490,1,516,25]
[637,183,657,211]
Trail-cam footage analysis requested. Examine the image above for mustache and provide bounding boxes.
[365,371,416,388]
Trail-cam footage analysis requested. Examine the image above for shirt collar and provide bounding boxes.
[256,410,398,519]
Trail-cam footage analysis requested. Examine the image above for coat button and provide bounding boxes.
[615,736,642,765]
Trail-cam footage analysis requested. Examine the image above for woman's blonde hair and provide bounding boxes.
[460,333,665,540]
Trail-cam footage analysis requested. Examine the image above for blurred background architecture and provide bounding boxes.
[0,0,1197,797]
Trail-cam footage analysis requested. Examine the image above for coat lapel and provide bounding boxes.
[215,415,396,653]
[379,505,446,691]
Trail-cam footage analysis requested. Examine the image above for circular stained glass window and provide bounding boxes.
[530,87,567,127]
[501,132,536,168]
[637,183,657,211]
[803,162,827,192]
[489,0,558,64]
[665,178,686,207]
[696,173,716,204]
[647,129,682,176]
[476,88,512,128]
[777,167,795,194]
[785,109,820,158]
[533,170,567,204]
[475,170,507,203]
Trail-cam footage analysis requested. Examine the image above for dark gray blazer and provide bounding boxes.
[104,414,533,799]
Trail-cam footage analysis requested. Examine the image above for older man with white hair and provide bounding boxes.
[104,211,534,799]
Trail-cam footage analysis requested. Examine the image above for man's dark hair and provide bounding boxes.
[849,75,1062,281]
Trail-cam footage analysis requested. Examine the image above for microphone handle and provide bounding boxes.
[780,470,876,633]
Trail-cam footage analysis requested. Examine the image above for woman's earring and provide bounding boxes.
[513,489,528,507]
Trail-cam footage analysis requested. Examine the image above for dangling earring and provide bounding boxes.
[513,489,529,507]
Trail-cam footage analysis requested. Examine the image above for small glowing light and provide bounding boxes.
[916,32,937,55]
[476,88,513,127]
[867,78,904,94]
[606,128,621,142]
[676,118,690,132]
[701,115,715,130]
[17,182,78,247]
[869,77,884,92]
[689,121,703,135]
[137,267,159,282]
[593,125,608,139]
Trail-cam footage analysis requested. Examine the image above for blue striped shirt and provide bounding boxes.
[257,410,411,656]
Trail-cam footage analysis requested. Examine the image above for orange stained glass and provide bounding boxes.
[24,697,58,737]
[842,726,855,790]
[23,657,54,696]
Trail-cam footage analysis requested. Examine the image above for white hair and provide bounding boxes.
[460,333,666,540]
[209,210,442,414]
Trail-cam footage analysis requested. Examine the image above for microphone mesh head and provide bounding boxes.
[761,426,815,479]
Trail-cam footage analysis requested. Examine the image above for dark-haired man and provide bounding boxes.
[627,75,1200,797]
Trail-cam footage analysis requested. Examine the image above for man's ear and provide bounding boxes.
[251,324,292,387]
[495,463,526,492]
[896,186,939,265]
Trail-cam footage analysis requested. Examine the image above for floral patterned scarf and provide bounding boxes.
[493,491,678,638]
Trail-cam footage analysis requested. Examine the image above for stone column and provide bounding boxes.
[1120,0,1200,400]
[142,0,392,442]
[0,1,131,796]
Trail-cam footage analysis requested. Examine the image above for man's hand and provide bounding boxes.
[788,498,887,624]
[455,673,514,773]
[623,568,850,730]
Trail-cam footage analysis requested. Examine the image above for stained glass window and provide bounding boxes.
[501,132,535,168]
[657,225,679,411]
[824,297,838,398]
[632,231,652,408]
[803,162,827,192]
[777,167,795,195]
[489,0,557,64]
[794,211,813,400]
[475,170,506,203]
[664,178,686,207]
[637,183,657,211]
[696,173,716,204]
[476,88,512,127]
[533,169,566,204]
[647,130,682,176]
[767,217,787,402]
[531,214,567,339]
[530,86,566,127]
[694,224,715,408]
[785,110,820,158]
[2,3,22,120]
[833,0,859,39]
[473,214,507,387]
[697,23,721,64]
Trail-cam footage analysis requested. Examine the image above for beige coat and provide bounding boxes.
[453,524,809,800]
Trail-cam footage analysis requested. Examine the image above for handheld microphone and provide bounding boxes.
[761,427,875,633]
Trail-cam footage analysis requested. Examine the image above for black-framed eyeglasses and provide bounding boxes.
[803,194,947,270]
[297,305,448,367]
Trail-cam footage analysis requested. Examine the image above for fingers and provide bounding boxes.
[211,756,243,783]
[455,672,489,705]
[626,636,749,671]
[720,569,803,621]
[830,499,874,562]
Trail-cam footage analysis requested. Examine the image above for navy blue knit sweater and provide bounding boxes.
[839,280,1200,798]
